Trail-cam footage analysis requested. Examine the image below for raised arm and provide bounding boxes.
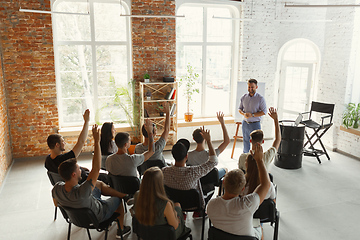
[72,109,90,157]
[143,119,155,161]
[216,111,230,153]
[86,125,101,189]
[161,102,171,140]
[268,107,281,150]
[253,143,271,204]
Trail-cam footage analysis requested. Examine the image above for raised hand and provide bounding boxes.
[145,119,153,135]
[252,143,264,162]
[216,111,225,124]
[163,102,170,114]
[92,124,100,142]
[200,126,211,143]
[268,107,278,121]
[83,109,90,122]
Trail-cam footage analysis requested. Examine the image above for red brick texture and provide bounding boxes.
[0,47,13,187]
[0,0,58,158]
[131,0,176,84]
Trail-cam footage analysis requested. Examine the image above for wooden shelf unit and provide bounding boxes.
[140,82,178,146]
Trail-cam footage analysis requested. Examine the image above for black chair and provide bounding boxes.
[253,199,280,240]
[300,101,335,163]
[137,159,165,177]
[108,173,140,212]
[200,168,223,199]
[132,216,192,240]
[47,171,64,220]
[59,205,122,240]
[208,226,257,240]
[164,185,206,240]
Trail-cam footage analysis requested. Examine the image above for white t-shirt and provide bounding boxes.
[238,146,276,171]
[187,148,220,166]
[206,193,260,236]
[105,153,144,177]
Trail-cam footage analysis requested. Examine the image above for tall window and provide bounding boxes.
[52,0,131,127]
[277,39,320,120]
[176,5,237,118]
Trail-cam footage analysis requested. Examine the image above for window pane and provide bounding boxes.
[207,8,232,42]
[284,43,317,61]
[61,98,93,124]
[54,1,91,41]
[94,2,126,41]
[205,46,232,116]
[176,7,203,42]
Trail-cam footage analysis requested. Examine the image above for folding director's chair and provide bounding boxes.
[300,101,335,164]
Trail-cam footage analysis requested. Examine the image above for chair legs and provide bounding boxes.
[303,127,331,164]
[54,206,58,221]
[201,209,206,240]
[67,223,72,240]
[273,211,280,240]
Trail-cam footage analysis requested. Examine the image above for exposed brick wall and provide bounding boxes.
[0,44,13,187]
[0,0,59,158]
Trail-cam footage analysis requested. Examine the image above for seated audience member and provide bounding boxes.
[45,109,108,183]
[135,102,170,166]
[52,125,131,238]
[134,167,189,239]
[187,111,230,179]
[100,122,118,156]
[162,127,218,219]
[106,119,154,177]
[238,107,281,172]
[207,144,270,240]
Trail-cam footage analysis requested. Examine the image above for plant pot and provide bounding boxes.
[159,112,164,117]
[184,112,193,122]
[128,145,136,155]
[144,79,150,83]
[146,96,151,100]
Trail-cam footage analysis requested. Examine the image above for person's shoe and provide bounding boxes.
[116,226,131,238]
[192,211,207,220]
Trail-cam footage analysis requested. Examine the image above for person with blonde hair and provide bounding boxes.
[134,167,189,239]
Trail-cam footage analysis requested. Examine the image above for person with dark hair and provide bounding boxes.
[52,125,132,238]
[162,127,218,219]
[45,109,91,183]
[100,122,117,156]
[238,79,267,153]
[133,167,190,239]
[187,111,229,178]
[238,107,281,172]
[135,102,170,165]
[207,144,271,240]
[105,119,155,177]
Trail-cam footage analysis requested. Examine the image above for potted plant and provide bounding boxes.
[342,103,360,129]
[112,79,142,152]
[145,90,152,100]
[144,73,150,83]
[156,102,164,117]
[178,64,200,122]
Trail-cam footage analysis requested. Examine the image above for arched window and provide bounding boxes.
[176,4,239,119]
[52,0,131,127]
[277,39,321,120]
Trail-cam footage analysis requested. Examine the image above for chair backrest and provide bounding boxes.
[61,206,100,229]
[164,185,202,212]
[108,173,140,195]
[253,198,277,223]
[137,160,165,177]
[310,101,335,122]
[132,216,176,240]
[47,171,64,186]
[200,168,219,186]
[208,226,257,240]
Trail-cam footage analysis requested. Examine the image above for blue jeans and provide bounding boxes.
[92,187,121,222]
[242,120,261,153]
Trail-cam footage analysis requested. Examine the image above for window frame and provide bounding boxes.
[52,0,132,127]
[176,1,240,119]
